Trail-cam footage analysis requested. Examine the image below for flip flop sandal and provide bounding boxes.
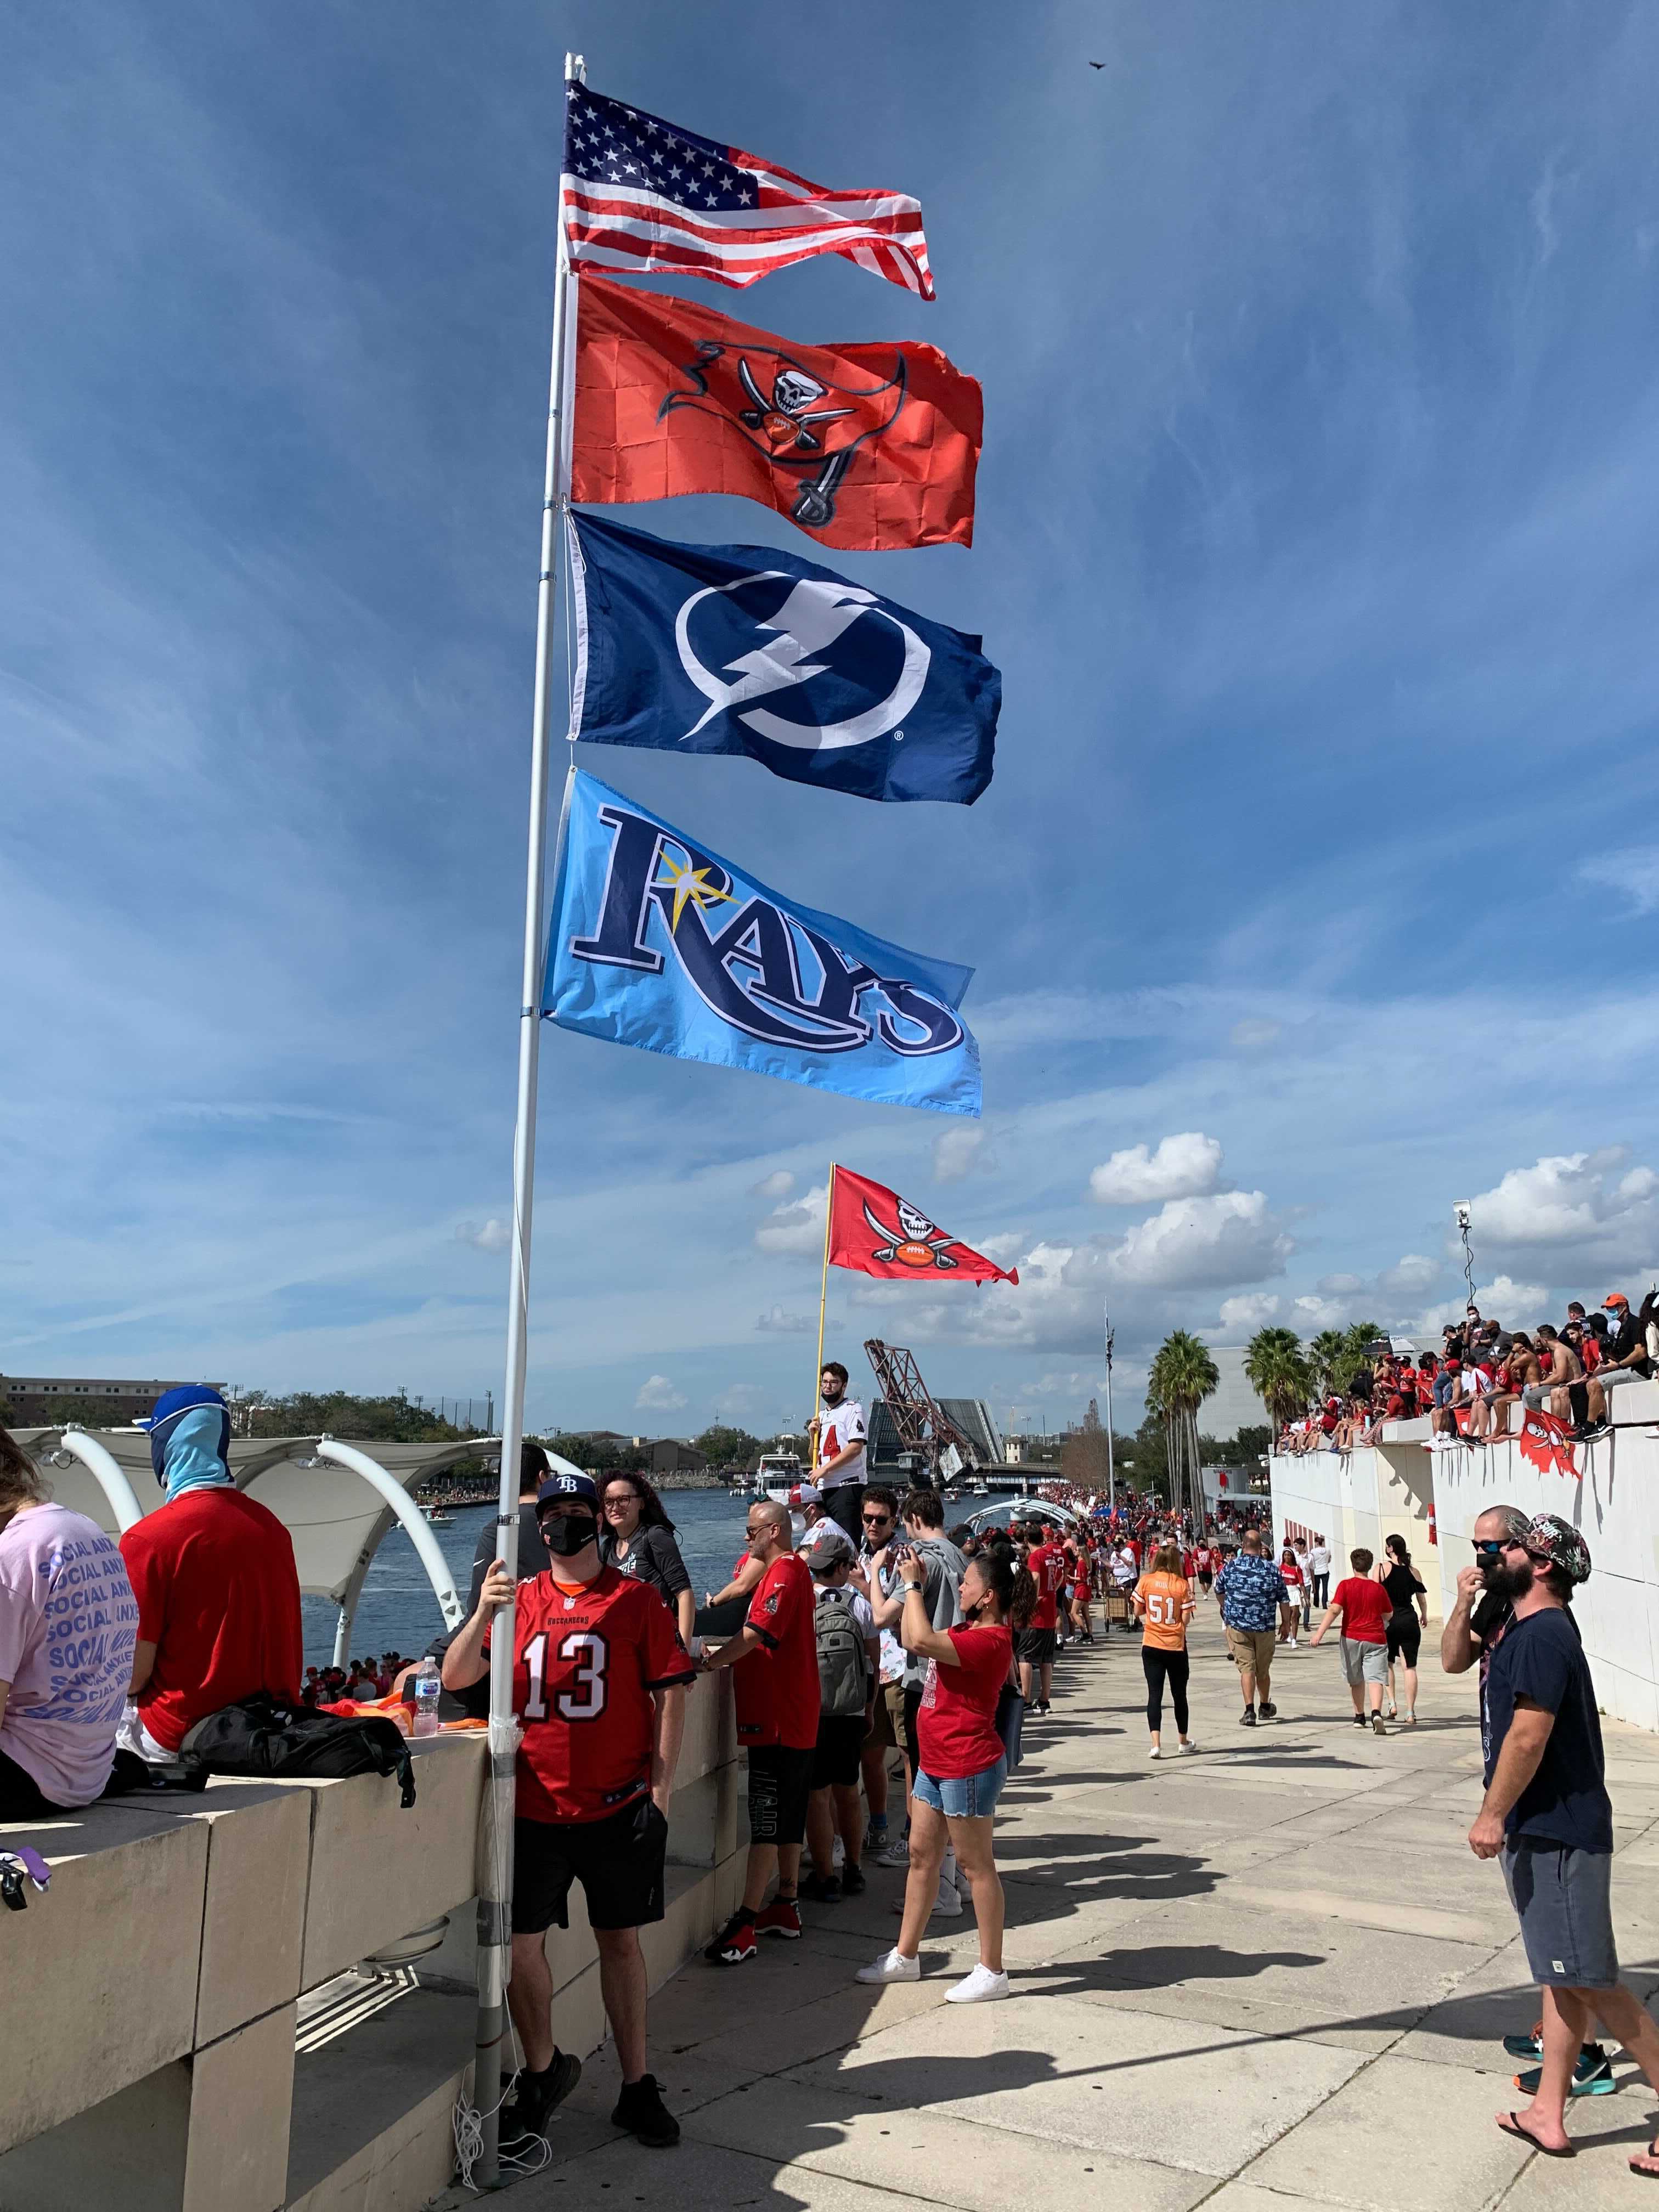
[1633,2141,1659,2179]
[1497,2112,1575,2158]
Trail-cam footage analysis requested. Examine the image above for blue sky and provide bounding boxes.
[5,2,1659,1440]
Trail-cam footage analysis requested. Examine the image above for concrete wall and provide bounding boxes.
[1271,1378,1659,1725]
[0,1671,745,2212]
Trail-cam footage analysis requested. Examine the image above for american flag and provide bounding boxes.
[561,85,934,299]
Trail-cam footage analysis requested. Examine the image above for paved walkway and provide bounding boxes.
[456,1607,1659,2211]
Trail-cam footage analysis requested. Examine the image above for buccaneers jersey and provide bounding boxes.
[489,1566,695,1824]
[1025,1542,1066,1631]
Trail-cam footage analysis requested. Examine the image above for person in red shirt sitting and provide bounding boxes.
[696,1498,821,1965]
[856,1545,1026,2002]
[442,1471,693,2151]
[1309,1547,1394,1735]
[1019,1530,1065,1712]
[119,1387,301,1760]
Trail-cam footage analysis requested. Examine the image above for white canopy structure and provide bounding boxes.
[12,1427,515,1666]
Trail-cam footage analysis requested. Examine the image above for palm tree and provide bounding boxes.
[1243,1326,1313,1445]
[1147,1330,1220,1526]
[1310,1322,1384,1401]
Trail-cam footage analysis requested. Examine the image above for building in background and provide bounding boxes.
[0,1376,216,1426]
[1203,1348,1270,1441]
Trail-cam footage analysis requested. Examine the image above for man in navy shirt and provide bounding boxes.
[1468,1513,1659,2166]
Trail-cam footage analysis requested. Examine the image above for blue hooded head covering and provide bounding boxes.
[140,1386,235,1503]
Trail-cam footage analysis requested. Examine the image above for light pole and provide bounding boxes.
[1103,1304,1116,1514]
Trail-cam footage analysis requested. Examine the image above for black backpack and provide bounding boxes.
[181,1693,416,1808]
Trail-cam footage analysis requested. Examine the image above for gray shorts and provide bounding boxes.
[1501,1843,1618,1989]
[1339,1637,1388,1687]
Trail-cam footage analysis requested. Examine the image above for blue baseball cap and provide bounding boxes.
[535,1471,601,1513]
[138,1386,230,1486]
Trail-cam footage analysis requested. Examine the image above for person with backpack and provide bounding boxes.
[798,1521,880,1904]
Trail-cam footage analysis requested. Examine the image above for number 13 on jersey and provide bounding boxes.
[523,1629,611,1722]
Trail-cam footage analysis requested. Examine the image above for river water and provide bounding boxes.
[301,1486,760,1667]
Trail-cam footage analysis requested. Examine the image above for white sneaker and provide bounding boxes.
[945,1963,1009,2004]
[932,1878,964,1917]
[832,1835,845,1869]
[1285,1638,1298,1650]
[1148,1745,1161,1760]
[856,1946,921,1985]
[873,1836,910,1868]
[1178,1739,1198,1754]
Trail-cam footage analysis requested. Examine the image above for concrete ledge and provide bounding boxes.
[0,1675,742,2210]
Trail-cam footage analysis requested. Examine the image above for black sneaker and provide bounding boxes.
[1239,1708,1256,1727]
[840,1863,867,1897]
[503,2048,582,2142]
[612,2072,680,2147]
[1257,1701,1277,1721]
[1352,1713,1367,1727]
[704,1911,757,1965]
[799,1873,842,1904]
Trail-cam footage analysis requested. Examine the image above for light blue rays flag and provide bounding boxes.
[543,771,981,1116]
[566,512,999,805]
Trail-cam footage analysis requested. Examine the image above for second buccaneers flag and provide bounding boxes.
[571,273,980,552]
[827,1166,1018,1285]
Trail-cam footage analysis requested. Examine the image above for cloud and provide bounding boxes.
[747,1170,795,1200]
[1089,1132,1223,1205]
[455,1219,509,1253]
[1378,1254,1441,1299]
[934,1126,994,1182]
[1578,846,1659,916]
[755,1305,811,1333]
[1315,1274,1365,1296]
[1217,1292,1282,1334]
[1418,1276,1552,1334]
[1464,1150,1659,1251]
[754,1183,828,1256]
[713,1382,768,1416]
[1099,1189,1291,1290]
[1229,1019,1282,1055]
[635,1374,686,1412]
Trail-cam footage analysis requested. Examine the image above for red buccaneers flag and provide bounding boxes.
[827,1166,1018,1285]
[570,274,980,553]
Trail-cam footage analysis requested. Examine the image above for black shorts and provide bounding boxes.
[811,1712,868,1790]
[820,1484,864,1539]
[746,1743,814,1846]
[512,1796,667,1935]
[1386,1609,1422,1666]
[1017,1628,1057,1666]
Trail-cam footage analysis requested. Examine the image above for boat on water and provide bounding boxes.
[753,1450,804,1496]
[423,1505,453,1525]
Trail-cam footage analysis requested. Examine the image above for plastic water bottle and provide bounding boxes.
[411,1657,441,1739]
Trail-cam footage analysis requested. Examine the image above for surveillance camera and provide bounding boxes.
[1453,1203,1471,1229]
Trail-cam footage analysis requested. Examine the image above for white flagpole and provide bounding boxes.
[472,48,584,2191]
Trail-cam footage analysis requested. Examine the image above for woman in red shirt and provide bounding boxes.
[1308,1547,1393,1735]
[856,1548,1026,2004]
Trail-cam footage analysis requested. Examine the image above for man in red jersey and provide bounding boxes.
[696,1497,820,1963]
[443,1471,693,2151]
[120,1386,301,1757]
[1020,1527,1065,1716]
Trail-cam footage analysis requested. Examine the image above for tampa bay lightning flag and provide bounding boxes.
[544,771,981,1115]
[566,511,999,806]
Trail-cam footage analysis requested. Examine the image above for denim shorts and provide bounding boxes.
[912,1754,1007,1819]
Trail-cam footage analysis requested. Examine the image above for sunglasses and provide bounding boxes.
[1470,1538,1518,1557]
[862,1511,893,1524]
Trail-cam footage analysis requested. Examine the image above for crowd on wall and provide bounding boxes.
[1278,1286,1657,1454]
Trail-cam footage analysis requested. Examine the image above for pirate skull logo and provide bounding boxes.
[864,1194,959,1272]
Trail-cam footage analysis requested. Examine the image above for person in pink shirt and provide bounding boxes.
[0,1426,138,1815]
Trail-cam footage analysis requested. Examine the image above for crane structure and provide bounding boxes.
[862,1339,979,1479]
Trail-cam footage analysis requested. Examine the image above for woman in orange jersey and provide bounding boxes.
[1132,1541,1197,1760]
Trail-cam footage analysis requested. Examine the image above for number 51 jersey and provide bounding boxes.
[492,1565,696,1825]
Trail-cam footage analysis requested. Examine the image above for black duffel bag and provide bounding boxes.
[182,1693,416,1808]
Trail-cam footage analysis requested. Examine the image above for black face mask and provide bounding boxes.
[539,1513,598,1559]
